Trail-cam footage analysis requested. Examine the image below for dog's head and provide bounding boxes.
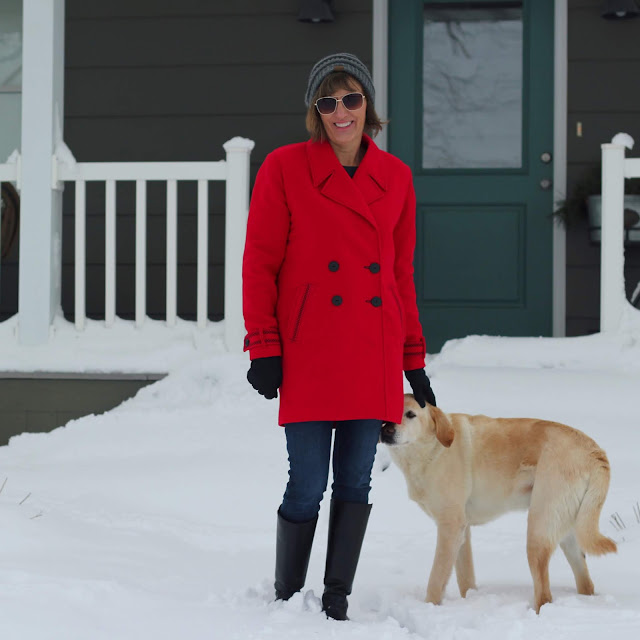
[380,394,454,448]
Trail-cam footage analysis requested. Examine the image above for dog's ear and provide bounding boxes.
[429,405,454,448]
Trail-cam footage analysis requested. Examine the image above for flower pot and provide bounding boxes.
[587,195,640,244]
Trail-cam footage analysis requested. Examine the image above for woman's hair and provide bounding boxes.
[305,71,384,143]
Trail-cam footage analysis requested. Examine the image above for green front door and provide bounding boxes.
[390,0,555,352]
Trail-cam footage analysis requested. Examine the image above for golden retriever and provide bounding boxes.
[380,395,617,613]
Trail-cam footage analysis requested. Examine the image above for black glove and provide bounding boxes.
[247,356,282,400]
[404,369,436,408]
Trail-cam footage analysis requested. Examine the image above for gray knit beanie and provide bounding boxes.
[304,53,375,107]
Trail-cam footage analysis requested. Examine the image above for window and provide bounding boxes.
[422,3,523,169]
[0,0,22,161]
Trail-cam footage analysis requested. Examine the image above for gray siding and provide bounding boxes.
[2,0,372,323]
[9,2,635,336]
[566,0,640,335]
[0,375,159,445]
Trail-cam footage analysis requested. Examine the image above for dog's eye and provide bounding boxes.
[405,410,416,419]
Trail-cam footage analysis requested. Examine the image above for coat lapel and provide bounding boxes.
[307,135,387,229]
[354,134,387,207]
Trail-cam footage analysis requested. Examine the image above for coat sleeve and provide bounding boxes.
[393,169,427,370]
[242,151,290,359]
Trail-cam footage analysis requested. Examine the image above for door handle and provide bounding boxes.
[540,179,552,190]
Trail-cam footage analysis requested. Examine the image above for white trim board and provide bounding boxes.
[372,0,389,152]
[553,0,567,337]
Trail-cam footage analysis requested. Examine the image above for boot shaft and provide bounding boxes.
[323,499,372,620]
[274,510,318,601]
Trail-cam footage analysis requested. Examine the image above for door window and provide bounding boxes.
[0,0,22,161]
[422,2,523,169]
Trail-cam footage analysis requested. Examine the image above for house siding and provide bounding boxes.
[0,0,373,442]
[566,0,640,335]
[0,0,375,324]
[5,1,639,336]
[57,0,372,323]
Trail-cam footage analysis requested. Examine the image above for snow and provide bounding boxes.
[0,314,227,374]
[4,148,20,165]
[2,317,640,638]
[611,133,634,150]
[54,140,77,169]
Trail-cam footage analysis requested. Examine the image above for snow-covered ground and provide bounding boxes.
[2,315,640,639]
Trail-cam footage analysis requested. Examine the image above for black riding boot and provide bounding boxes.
[274,510,318,601]
[322,499,372,621]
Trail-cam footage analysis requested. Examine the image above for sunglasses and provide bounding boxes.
[314,92,365,115]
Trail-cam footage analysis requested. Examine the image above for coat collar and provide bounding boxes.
[306,134,387,228]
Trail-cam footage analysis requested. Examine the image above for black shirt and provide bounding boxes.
[343,165,358,178]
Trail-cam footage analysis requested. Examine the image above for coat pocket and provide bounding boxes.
[288,283,312,342]
[391,287,405,331]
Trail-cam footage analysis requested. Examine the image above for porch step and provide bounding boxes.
[0,373,164,446]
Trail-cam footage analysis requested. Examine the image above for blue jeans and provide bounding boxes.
[279,419,382,523]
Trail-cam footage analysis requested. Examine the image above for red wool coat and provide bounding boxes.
[242,134,426,425]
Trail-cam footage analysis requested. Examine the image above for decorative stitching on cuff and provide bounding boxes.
[243,327,281,351]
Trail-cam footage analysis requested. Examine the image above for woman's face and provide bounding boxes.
[318,80,367,152]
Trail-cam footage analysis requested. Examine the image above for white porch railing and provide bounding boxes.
[600,133,640,332]
[1,137,254,352]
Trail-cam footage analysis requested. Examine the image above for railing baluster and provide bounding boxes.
[74,180,86,331]
[38,143,253,343]
[166,180,178,327]
[105,179,116,327]
[197,179,208,328]
[136,179,147,327]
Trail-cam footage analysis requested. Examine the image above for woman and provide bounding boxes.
[242,53,436,621]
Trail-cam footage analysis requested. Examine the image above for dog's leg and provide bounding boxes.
[560,530,595,596]
[527,533,554,613]
[526,508,555,613]
[426,517,466,605]
[455,525,477,598]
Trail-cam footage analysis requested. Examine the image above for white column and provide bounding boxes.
[223,137,255,353]
[372,0,389,152]
[600,143,626,333]
[552,0,568,337]
[18,0,65,344]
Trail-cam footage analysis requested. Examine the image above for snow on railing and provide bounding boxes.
[53,137,254,352]
[600,133,640,332]
[0,151,21,187]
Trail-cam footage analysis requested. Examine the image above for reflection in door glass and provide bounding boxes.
[0,0,22,88]
[0,0,22,162]
[423,4,523,169]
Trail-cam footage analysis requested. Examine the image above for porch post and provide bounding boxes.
[372,0,389,152]
[18,0,65,344]
[223,137,255,353]
[600,143,626,333]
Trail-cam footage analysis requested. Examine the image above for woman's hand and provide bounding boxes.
[247,356,283,400]
[404,369,436,408]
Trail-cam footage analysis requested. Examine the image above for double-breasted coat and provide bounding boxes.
[242,134,427,426]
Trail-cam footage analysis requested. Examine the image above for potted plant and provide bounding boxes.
[553,165,640,243]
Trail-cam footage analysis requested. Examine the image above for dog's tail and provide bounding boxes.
[575,448,617,556]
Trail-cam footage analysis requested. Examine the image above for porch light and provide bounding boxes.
[298,0,335,23]
[601,0,639,19]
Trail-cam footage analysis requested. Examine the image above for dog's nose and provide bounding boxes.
[380,422,396,440]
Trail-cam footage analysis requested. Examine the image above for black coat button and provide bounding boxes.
[370,296,382,307]
[332,295,343,306]
[368,262,380,273]
[244,338,250,346]
[328,261,339,272]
